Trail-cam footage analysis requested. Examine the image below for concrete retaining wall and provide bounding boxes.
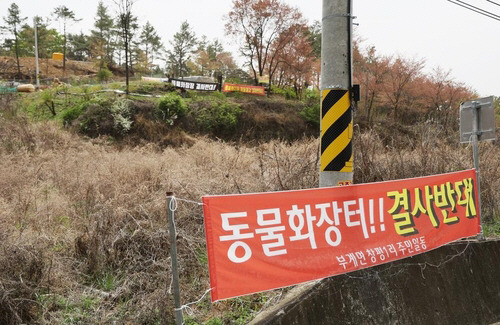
[251,239,500,325]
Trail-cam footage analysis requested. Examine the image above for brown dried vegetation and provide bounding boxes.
[0,94,320,323]
[0,90,499,324]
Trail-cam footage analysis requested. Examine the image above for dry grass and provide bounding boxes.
[0,102,319,323]
[0,97,499,323]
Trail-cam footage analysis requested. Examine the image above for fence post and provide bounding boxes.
[167,192,183,325]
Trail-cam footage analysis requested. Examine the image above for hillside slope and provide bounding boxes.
[0,56,97,80]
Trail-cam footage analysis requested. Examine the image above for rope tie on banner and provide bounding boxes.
[174,288,213,315]
[175,197,205,207]
[168,195,179,212]
[166,195,205,242]
[167,196,204,211]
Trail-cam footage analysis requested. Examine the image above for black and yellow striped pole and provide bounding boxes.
[320,0,354,187]
[321,89,353,173]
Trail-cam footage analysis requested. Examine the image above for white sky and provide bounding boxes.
[6,0,499,96]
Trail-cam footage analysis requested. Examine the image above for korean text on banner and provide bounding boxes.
[202,169,480,302]
[222,83,266,96]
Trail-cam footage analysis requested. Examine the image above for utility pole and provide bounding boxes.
[320,0,354,187]
[34,17,40,89]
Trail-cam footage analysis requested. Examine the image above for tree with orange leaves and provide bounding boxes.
[225,0,305,86]
[273,25,316,99]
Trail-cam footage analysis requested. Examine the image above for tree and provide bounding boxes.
[307,20,321,59]
[139,21,163,73]
[53,6,80,74]
[2,3,27,77]
[266,23,308,91]
[18,18,63,75]
[383,56,425,119]
[125,16,140,72]
[225,0,305,85]
[422,68,473,130]
[67,32,91,61]
[306,22,322,89]
[354,45,391,124]
[214,51,237,78]
[192,38,236,78]
[91,1,116,68]
[274,25,316,99]
[351,41,474,127]
[114,0,137,94]
[166,21,197,78]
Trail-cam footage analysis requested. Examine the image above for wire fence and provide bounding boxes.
[166,194,487,324]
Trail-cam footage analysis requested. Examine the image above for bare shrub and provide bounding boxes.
[0,239,45,324]
[354,122,500,223]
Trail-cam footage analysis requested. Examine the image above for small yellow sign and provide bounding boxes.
[52,52,64,61]
[258,75,270,84]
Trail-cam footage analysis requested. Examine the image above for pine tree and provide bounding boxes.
[166,21,197,78]
[53,6,80,74]
[91,1,115,68]
[139,21,163,73]
[67,33,91,61]
[2,3,27,77]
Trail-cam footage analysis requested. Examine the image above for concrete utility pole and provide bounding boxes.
[320,0,354,187]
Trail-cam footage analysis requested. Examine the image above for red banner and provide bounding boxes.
[222,83,266,96]
[202,170,480,302]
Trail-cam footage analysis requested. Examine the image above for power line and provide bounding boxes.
[486,0,500,7]
[447,0,500,21]
[456,0,500,18]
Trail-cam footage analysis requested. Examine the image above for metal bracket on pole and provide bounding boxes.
[322,13,357,20]
[167,192,184,325]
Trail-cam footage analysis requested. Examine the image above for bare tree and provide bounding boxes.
[114,0,136,94]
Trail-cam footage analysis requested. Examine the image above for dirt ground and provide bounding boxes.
[0,56,98,82]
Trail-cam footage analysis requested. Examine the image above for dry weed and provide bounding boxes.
[354,122,500,221]
[0,112,321,323]
[0,103,498,323]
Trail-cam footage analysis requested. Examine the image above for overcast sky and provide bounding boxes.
[5,0,499,96]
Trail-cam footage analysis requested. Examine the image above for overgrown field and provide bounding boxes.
[0,88,499,324]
